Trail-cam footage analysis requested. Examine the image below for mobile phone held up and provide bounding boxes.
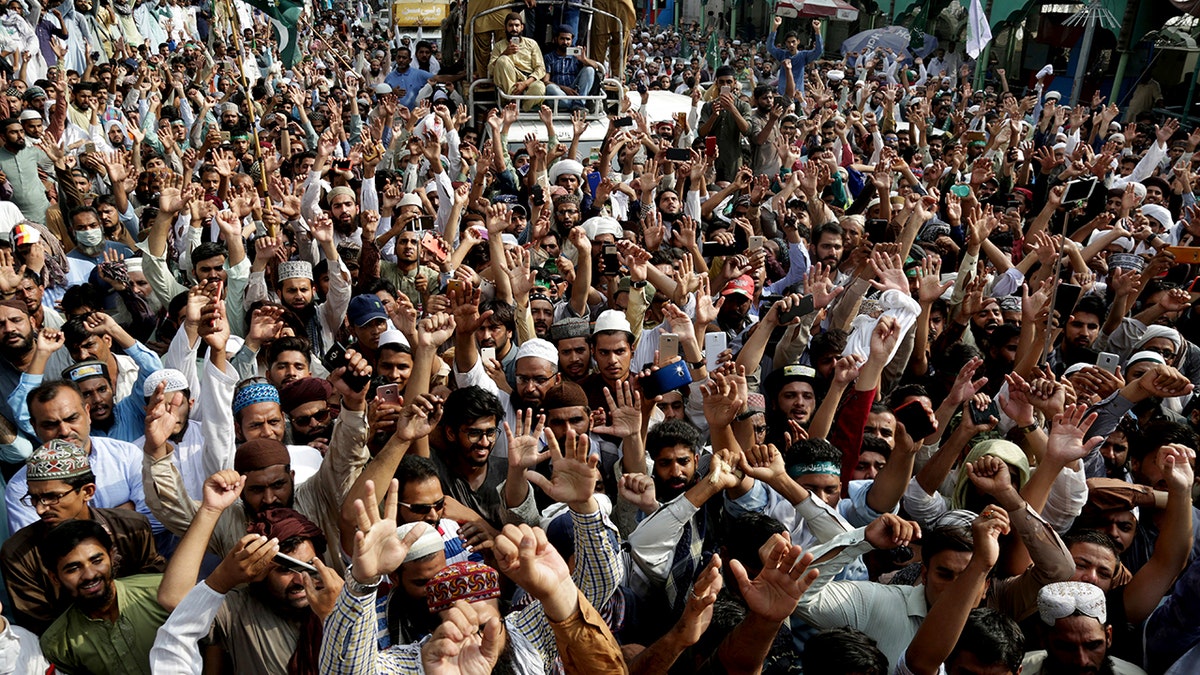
[322,342,371,391]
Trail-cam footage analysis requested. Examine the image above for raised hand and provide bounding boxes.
[729,533,818,622]
[205,534,280,593]
[201,469,245,513]
[617,472,657,514]
[144,382,186,452]
[350,479,428,582]
[971,506,1010,569]
[674,555,723,647]
[299,557,345,621]
[394,394,444,442]
[864,512,922,550]
[492,523,574,609]
[421,600,504,675]
[593,381,642,437]
[416,312,457,349]
[1044,403,1104,467]
[526,429,599,507]
[738,443,788,486]
[505,409,549,470]
[701,365,748,429]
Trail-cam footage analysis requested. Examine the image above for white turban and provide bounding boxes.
[548,159,584,185]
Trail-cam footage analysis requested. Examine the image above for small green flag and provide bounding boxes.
[705,31,719,73]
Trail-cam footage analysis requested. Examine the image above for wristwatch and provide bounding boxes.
[1018,423,1040,435]
[344,567,383,597]
[631,280,648,289]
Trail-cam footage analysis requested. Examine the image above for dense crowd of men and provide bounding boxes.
[0,0,1198,673]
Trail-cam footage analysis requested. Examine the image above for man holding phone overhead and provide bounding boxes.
[698,65,752,181]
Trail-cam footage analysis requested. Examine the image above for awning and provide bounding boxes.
[778,0,861,22]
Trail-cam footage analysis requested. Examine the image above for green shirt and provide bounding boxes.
[39,574,169,675]
[0,144,49,224]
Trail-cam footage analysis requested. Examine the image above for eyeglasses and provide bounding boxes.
[291,408,331,427]
[464,427,500,442]
[1145,347,1176,361]
[399,497,446,515]
[753,425,768,434]
[21,487,80,507]
[515,374,553,386]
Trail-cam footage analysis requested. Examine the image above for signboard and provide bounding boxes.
[393,0,448,26]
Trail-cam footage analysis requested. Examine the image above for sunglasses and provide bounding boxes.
[292,408,331,427]
[399,497,445,515]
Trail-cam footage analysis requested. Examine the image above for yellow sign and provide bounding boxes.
[392,0,448,25]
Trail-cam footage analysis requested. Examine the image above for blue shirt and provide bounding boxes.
[66,240,136,266]
[384,67,432,109]
[766,31,823,96]
[4,436,160,534]
[544,49,579,88]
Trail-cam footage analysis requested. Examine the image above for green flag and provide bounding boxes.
[705,31,719,73]
[243,0,306,67]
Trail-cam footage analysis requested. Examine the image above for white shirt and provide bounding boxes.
[0,616,49,675]
[148,581,226,675]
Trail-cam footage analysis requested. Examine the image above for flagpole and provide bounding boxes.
[224,0,275,236]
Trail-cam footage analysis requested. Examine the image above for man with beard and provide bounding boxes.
[57,360,152,442]
[321,440,623,673]
[810,222,844,269]
[550,318,591,383]
[378,224,441,309]
[0,440,164,633]
[145,178,250,335]
[65,206,134,266]
[764,364,821,441]
[36,519,170,674]
[453,291,554,455]
[489,13,549,111]
[280,377,334,452]
[1051,296,1105,372]
[529,292,555,339]
[749,85,785,176]
[4,380,155,534]
[326,186,361,246]
[0,117,49,222]
[265,336,314,389]
[715,275,756,342]
[1023,582,1146,674]
[627,420,748,623]
[430,385,535,528]
[203,505,335,673]
[140,341,373,575]
[264,258,350,360]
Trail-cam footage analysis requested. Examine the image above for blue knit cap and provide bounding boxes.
[232,382,280,416]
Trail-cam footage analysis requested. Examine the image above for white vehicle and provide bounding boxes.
[502,90,696,154]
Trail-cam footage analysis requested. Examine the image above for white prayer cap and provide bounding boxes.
[1038,581,1106,626]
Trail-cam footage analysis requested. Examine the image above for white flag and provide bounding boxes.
[967,0,992,59]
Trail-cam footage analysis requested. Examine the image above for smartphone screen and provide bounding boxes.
[893,400,936,440]
[1053,283,1082,320]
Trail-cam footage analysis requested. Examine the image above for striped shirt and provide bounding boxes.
[320,508,623,674]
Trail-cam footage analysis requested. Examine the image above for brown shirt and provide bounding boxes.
[0,507,165,633]
[211,587,302,674]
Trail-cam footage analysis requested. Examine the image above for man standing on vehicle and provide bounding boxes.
[489,12,548,111]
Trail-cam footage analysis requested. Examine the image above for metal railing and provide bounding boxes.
[465,0,626,124]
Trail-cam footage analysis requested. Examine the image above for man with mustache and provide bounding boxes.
[0,440,163,633]
[0,116,49,223]
[279,377,335,453]
[36,519,170,674]
[3,380,155,536]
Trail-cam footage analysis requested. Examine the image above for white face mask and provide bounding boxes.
[75,227,104,247]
